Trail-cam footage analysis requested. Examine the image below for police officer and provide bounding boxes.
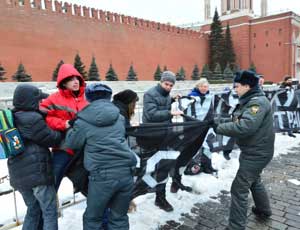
[213,70,274,230]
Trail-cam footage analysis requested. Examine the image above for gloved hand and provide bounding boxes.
[68,117,77,128]
[207,119,218,132]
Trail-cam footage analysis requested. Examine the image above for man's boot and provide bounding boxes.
[170,178,192,193]
[252,206,272,220]
[223,150,231,160]
[155,192,173,212]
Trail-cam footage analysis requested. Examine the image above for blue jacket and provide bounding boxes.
[65,99,137,172]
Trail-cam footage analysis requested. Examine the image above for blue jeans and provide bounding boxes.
[52,150,73,191]
[19,185,58,230]
[83,168,133,230]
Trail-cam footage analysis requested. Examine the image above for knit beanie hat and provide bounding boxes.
[85,83,112,102]
[160,71,176,84]
[234,70,259,88]
[113,90,139,105]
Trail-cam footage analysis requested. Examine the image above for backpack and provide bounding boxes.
[0,109,25,159]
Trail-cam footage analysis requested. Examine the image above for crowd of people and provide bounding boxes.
[7,64,276,230]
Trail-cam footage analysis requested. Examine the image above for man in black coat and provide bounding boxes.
[8,84,62,230]
[142,71,183,212]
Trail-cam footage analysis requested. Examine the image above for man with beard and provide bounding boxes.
[142,71,183,212]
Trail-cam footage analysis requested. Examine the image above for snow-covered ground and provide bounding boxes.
[0,133,299,230]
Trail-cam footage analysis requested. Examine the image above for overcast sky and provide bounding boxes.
[62,0,300,25]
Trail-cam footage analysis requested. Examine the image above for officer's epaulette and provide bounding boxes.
[250,97,258,101]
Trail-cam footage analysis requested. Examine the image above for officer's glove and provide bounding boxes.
[207,119,218,132]
[68,117,77,128]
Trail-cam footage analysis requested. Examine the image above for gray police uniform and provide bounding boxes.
[216,86,274,230]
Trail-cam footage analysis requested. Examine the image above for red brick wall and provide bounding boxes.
[0,0,207,81]
[200,13,298,82]
[250,12,293,82]
[200,16,252,71]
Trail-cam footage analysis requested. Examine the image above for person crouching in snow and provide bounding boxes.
[64,83,137,230]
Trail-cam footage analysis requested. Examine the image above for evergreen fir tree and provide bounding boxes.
[213,63,223,79]
[232,64,240,73]
[52,60,64,81]
[126,64,138,81]
[222,23,236,69]
[209,9,224,71]
[74,53,88,80]
[248,62,257,73]
[223,63,234,79]
[176,66,186,81]
[163,65,168,71]
[191,64,200,80]
[105,64,118,81]
[0,63,7,81]
[12,63,32,82]
[201,64,212,79]
[154,65,162,81]
[88,56,100,81]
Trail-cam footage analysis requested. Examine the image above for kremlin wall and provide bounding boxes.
[0,0,300,82]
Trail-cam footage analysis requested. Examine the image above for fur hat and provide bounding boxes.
[85,83,112,102]
[113,90,139,105]
[160,71,176,84]
[234,70,259,88]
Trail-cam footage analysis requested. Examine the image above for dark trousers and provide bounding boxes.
[172,133,206,182]
[228,165,271,230]
[52,150,73,191]
[83,168,133,230]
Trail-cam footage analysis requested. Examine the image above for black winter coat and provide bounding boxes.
[8,111,62,190]
[8,84,62,190]
[142,84,173,123]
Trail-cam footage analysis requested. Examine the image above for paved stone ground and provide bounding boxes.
[159,143,300,230]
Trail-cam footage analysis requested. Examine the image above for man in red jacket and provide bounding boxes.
[40,64,88,191]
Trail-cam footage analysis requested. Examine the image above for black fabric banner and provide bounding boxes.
[66,120,209,198]
[126,121,209,198]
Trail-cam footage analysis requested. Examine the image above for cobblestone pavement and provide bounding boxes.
[159,144,300,230]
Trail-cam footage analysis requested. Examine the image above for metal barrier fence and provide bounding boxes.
[0,87,195,229]
[0,85,233,229]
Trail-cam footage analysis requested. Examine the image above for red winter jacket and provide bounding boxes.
[40,64,88,154]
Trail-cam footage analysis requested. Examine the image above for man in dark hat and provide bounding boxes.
[212,70,274,230]
[65,83,137,230]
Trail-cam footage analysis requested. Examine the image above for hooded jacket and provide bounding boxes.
[40,64,88,131]
[64,99,137,172]
[8,84,62,190]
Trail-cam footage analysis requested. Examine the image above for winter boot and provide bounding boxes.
[155,193,174,212]
[170,179,192,193]
[251,206,272,220]
[223,150,231,160]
